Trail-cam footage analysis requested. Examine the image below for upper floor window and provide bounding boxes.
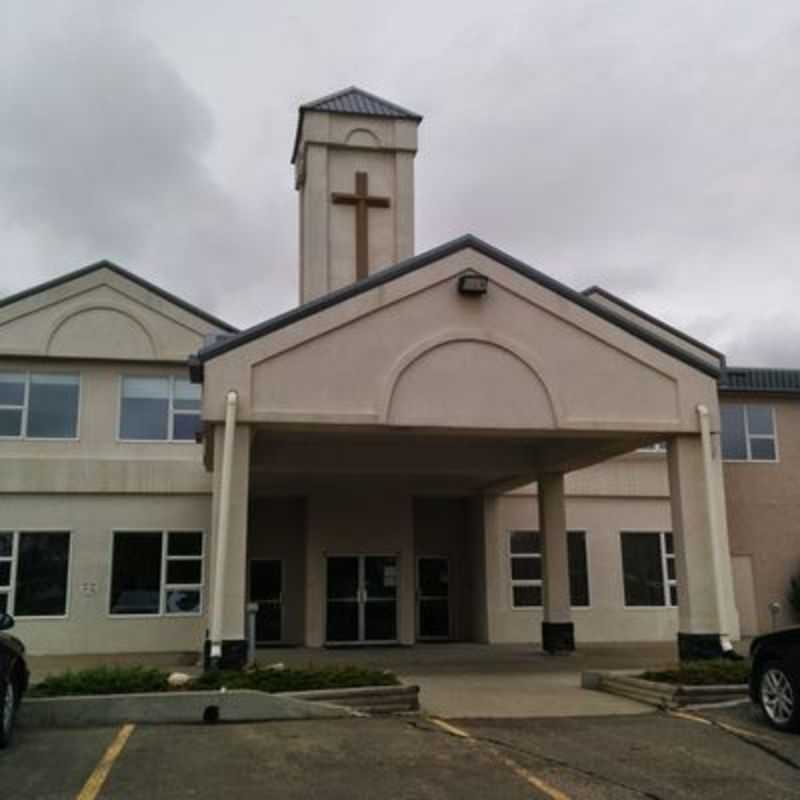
[120,376,201,442]
[0,372,80,439]
[720,403,777,462]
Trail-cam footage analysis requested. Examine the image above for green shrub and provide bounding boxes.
[29,666,170,697]
[640,659,750,686]
[190,664,400,694]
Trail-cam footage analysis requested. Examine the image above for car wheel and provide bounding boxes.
[759,661,800,733]
[0,679,15,749]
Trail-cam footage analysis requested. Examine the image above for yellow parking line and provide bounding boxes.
[428,718,571,800]
[76,723,135,800]
[668,709,775,743]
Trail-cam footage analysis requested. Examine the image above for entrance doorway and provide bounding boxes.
[326,556,398,644]
[417,557,450,640]
[249,559,283,644]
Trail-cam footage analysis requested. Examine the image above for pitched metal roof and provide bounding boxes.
[191,234,721,380]
[719,367,800,394]
[291,86,422,164]
[0,260,238,333]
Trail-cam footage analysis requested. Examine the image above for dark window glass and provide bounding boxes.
[621,533,665,606]
[0,374,25,405]
[0,594,6,613]
[513,585,542,607]
[15,533,70,616]
[166,560,202,585]
[0,562,9,586]
[172,413,201,441]
[746,405,774,436]
[749,438,776,461]
[664,533,674,554]
[27,374,79,438]
[110,532,162,614]
[667,559,676,580]
[511,558,541,581]
[0,409,23,437]
[720,404,747,460]
[0,533,11,558]
[669,585,678,606]
[510,531,540,554]
[568,531,590,607]
[120,378,169,440]
[167,532,202,557]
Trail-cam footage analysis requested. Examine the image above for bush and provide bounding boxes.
[28,663,399,698]
[190,664,400,694]
[30,666,170,697]
[640,659,751,686]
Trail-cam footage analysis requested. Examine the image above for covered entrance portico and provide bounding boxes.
[193,237,739,669]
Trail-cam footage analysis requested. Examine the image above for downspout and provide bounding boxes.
[209,390,238,668]
[697,404,732,650]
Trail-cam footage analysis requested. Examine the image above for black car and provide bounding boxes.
[0,613,29,748]
[750,626,800,732]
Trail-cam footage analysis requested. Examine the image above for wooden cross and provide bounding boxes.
[331,171,391,280]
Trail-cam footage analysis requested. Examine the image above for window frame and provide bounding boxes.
[108,529,206,618]
[0,529,73,620]
[507,529,591,610]
[117,375,201,444]
[620,530,677,609]
[721,403,779,463]
[0,370,81,441]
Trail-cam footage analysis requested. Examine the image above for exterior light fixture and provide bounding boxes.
[458,273,488,296]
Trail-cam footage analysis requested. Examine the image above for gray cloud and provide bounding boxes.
[2,0,800,364]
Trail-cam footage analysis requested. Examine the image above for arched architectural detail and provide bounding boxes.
[46,305,159,359]
[344,126,382,148]
[379,330,564,428]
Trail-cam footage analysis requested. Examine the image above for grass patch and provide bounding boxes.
[29,666,170,697]
[640,659,751,686]
[29,664,399,698]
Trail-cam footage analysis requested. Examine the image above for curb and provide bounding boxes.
[582,670,749,709]
[282,684,420,714]
[18,689,355,729]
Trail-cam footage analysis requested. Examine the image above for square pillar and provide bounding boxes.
[539,473,574,653]
[206,422,251,669]
[668,434,731,660]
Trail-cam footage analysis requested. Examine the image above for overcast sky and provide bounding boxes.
[3,1,799,365]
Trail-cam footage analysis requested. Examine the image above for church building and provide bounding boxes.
[2,88,798,667]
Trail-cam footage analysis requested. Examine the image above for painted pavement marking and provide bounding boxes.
[428,717,572,800]
[75,723,135,800]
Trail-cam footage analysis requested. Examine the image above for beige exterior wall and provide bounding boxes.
[724,394,800,632]
[1,494,210,655]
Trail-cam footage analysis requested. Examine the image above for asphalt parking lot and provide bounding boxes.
[1,703,799,799]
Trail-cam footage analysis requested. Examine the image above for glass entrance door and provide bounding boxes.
[417,557,450,640]
[249,559,283,644]
[326,556,398,644]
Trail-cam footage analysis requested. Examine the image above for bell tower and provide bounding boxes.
[292,87,422,303]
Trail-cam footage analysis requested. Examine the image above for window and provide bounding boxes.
[637,442,667,453]
[509,530,590,608]
[0,531,71,617]
[0,372,79,439]
[119,376,201,441]
[621,531,677,607]
[110,531,204,616]
[721,403,777,461]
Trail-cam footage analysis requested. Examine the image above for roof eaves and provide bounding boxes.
[197,235,721,379]
[582,285,725,365]
[0,260,238,333]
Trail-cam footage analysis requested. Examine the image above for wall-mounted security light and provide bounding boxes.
[458,273,489,296]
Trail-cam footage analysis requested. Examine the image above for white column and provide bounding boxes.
[539,473,574,653]
[668,433,731,659]
[208,419,251,668]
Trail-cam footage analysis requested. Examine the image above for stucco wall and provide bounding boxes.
[724,394,800,632]
[2,494,211,655]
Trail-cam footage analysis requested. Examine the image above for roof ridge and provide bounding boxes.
[0,260,238,333]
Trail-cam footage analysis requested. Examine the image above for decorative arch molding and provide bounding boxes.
[344,126,382,148]
[378,329,564,427]
[46,304,159,359]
